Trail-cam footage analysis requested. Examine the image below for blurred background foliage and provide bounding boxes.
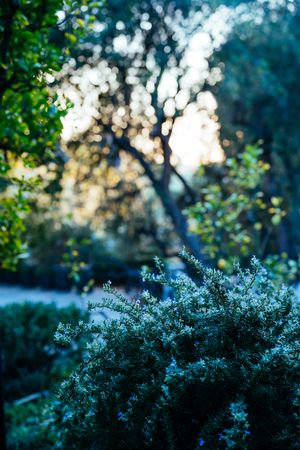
[1,0,298,285]
[210,2,300,259]
[0,302,88,449]
[188,144,299,281]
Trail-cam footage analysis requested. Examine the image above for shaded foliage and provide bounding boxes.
[0,302,88,449]
[210,0,300,258]
[0,302,88,402]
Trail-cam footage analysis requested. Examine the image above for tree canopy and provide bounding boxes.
[60,0,224,261]
[0,0,98,269]
[210,0,300,257]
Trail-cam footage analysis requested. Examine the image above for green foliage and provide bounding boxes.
[6,400,54,450]
[18,216,137,289]
[263,253,300,284]
[210,1,300,257]
[188,145,299,280]
[0,301,88,449]
[0,215,145,290]
[218,401,250,449]
[189,146,269,262]
[0,0,99,269]
[0,189,30,268]
[0,302,88,402]
[25,217,97,290]
[52,254,300,449]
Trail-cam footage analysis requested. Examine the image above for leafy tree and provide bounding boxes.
[52,255,300,449]
[60,0,225,261]
[187,145,299,281]
[0,0,98,269]
[209,0,300,258]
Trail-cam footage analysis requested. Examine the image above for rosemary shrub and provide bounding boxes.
[52,253,300,449]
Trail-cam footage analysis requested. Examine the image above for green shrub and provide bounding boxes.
[5,400,54,450]
[52,254,300,449]
[0,302,88,449]
[187,145,299,282]
[0,302,88,402]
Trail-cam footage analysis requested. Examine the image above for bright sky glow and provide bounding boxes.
[61,22,229,174]
[169,100,224,176]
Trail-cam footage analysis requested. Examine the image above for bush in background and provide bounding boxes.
[188,145,299,282]
[0,302,88,449]
[52,254,300,449]
[0,218,143,291]
[0,302,88,402]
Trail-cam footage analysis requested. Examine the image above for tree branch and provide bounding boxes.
[113,134,160,189]
[170,165,197,203]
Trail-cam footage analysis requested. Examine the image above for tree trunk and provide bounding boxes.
[113,134,204,261]
[158,187,204,261]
